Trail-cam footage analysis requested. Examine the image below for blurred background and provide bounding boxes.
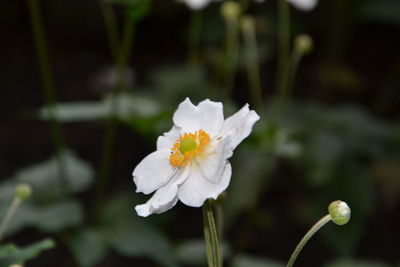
[0,0,400,266]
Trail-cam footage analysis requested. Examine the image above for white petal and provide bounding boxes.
[173,98,224,136]
[287,0,317,11]
[178,162,232,207]
[156,126,181,150]
[219,104,260,150]
[183,0,212,10]
[135,167,190,217]
[197,136,233,183]
[133,149,174,195]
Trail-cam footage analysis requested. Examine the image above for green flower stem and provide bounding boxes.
[203,200,222,267]
[280,49,302,111]
[286,214,331,267]
[241,17,264,114]
[275,0,291,114]
[222,11,240,99]
[100,1,120,62]
[94,15,136,215]
[0,197,22,244]
[188,10,203,65]
[27,0,67,192]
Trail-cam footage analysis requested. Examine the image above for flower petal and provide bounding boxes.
[133,149,174,195]
[178,162,232,207]
[197,136,233,183]
[173,98,224,136]
[156,126,181,150]
[219,104,260,150]
[135,167,190,217]
[287,0,317,11]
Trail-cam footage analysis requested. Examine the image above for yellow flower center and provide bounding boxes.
[169,129,211,168]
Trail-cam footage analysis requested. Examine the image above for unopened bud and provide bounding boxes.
[10,265,23,267]
[15,183,32,201]
[221,1,241,21]
[241,16,255,33]
[295,34,313,54]
[328,200,351,225]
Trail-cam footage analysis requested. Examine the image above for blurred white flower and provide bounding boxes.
[180,0,317,11]
[285,0,317,11]
[133,98,259,217]
[179,0,215,10]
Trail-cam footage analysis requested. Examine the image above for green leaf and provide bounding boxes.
[67,229,107,267]
[231,254,284,267]
[0,238,55,266]
[13,150,94,201]
[99,193,178,267]
[1,200,83,237]
[39,93,161,124]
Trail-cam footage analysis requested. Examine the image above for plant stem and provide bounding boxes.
[285,49,302,104]
[188,10,202,65]
[203,200,221,267]
[275,0,291,114]
[27,0,67,192]
[223,14,240,99]
[94,15,136,214]
[100,1,120,62]
[286,214,332,267]
[0,198,22,244]
[242,17,264,114]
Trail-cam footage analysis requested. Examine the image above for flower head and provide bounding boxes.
[133,98,260,217]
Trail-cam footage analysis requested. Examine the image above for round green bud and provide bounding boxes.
[221,1,241,21]
[294,34,313,55]
[241,16,255,33]
[328,200,351,225]
[10,265,24,267]
[180,139,197,154]
[15,183,32,201]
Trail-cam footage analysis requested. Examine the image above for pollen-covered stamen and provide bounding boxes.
[169,129,211,168]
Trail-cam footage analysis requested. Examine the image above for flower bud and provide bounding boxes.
[328,200,351,225]
[15,183,32,201]
[294,34,313,55]
[221,1,241,21]
[10,265,24,267]
[241,16,255,33]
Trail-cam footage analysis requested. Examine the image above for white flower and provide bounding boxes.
[179,0,215,10]
[284,0,317,11]
[133,98,260,217]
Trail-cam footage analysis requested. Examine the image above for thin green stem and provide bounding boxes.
[203,200,221,267]
[275,0,291,114]
[0,198,22,244]
[94,15,136,215]
[100,1,120,61]
[286,214,332,267]
[27,0,67,192]
[188,10,203,65]
[285,50,302,104]
[242,17,264,114]
[223,16,240,99]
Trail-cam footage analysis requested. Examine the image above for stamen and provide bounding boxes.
[169,130,211,168]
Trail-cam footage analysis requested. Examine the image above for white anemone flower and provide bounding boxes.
[133,98,260,217]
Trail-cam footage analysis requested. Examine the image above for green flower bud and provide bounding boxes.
[241,16,255,33]
[328,200,351,225]
[10,265,24,267]
[15,183,32,201]
[221,1,241,21]
[294,34,313,55]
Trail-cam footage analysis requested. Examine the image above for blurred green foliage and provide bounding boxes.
[1,0,400,266]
